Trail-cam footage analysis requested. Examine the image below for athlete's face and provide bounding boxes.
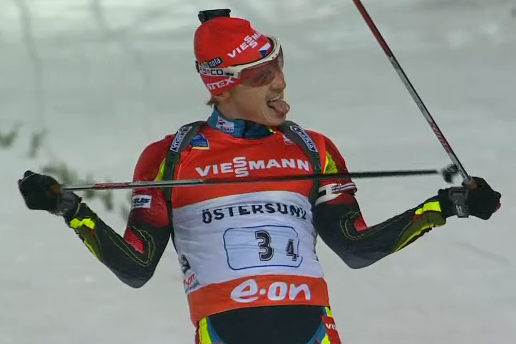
[217,70,290,127]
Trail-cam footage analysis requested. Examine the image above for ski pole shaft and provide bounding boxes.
[351,0,473,186]
[62,168,441,191]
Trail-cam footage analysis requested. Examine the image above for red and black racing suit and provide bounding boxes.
[64,113,446,344]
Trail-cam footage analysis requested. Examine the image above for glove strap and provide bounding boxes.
[448,187,469,218]
[53,191,81,217]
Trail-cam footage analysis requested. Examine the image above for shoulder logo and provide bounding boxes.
[170,125,193,153]
[190,134,209,149]
[289,125,318,153]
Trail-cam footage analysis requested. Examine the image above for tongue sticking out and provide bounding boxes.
[267,99,290,115]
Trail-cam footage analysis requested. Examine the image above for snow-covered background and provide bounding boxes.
[1,0,515,343]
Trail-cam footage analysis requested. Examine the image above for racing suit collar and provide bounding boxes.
[207,108,274,139]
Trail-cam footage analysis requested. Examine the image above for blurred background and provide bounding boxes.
[1,0,515,343]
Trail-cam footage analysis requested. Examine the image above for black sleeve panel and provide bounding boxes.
[314,198,446,269]
[66,203,171,288]
[315,134,447,268]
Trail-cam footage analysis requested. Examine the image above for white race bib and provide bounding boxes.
[223,225,303,270]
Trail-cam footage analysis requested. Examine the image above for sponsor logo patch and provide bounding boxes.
[202,202,309,224]
[215,116,235,133]
[231,278,311,304]
[196,58,224,75]
[199,67,224,76]
[179,254,200,293]
[131,195,152,209]
[205,57,222,68]
[196,156,310,178]
[321,316,342,343]
[207,77,236,90]
[227,32,262,58]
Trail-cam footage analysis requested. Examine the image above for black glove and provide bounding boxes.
[18,170,81,217]
[438,177,501,220]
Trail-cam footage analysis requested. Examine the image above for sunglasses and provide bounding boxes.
[197,36,284,87]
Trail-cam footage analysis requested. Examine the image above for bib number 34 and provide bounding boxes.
[224,225,303,270]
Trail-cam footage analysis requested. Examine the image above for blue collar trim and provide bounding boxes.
[207,108,273,139]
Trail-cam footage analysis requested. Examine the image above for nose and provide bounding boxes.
[270,70,286,91]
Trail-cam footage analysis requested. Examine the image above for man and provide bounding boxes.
[18,9,501,344]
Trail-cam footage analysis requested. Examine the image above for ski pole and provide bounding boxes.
[62,168,447,192]
[350,0,473,186]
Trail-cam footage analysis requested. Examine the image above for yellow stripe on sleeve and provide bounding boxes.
[324,152,338,174]
[321,334,331,344]
[69,218,96,230]
[395,201,445,252]
[414,200,441,215]
[68,217,100,259]
[197,317,213,344]
[324,306,333,317]
[154,159,166,182]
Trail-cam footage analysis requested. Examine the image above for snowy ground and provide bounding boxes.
[1,0,515,343]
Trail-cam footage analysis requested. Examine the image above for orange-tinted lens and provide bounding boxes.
[239,49,284,87]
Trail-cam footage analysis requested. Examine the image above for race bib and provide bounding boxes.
[223,225,303,270]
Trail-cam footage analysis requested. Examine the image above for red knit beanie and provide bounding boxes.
[194,16,273,95]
